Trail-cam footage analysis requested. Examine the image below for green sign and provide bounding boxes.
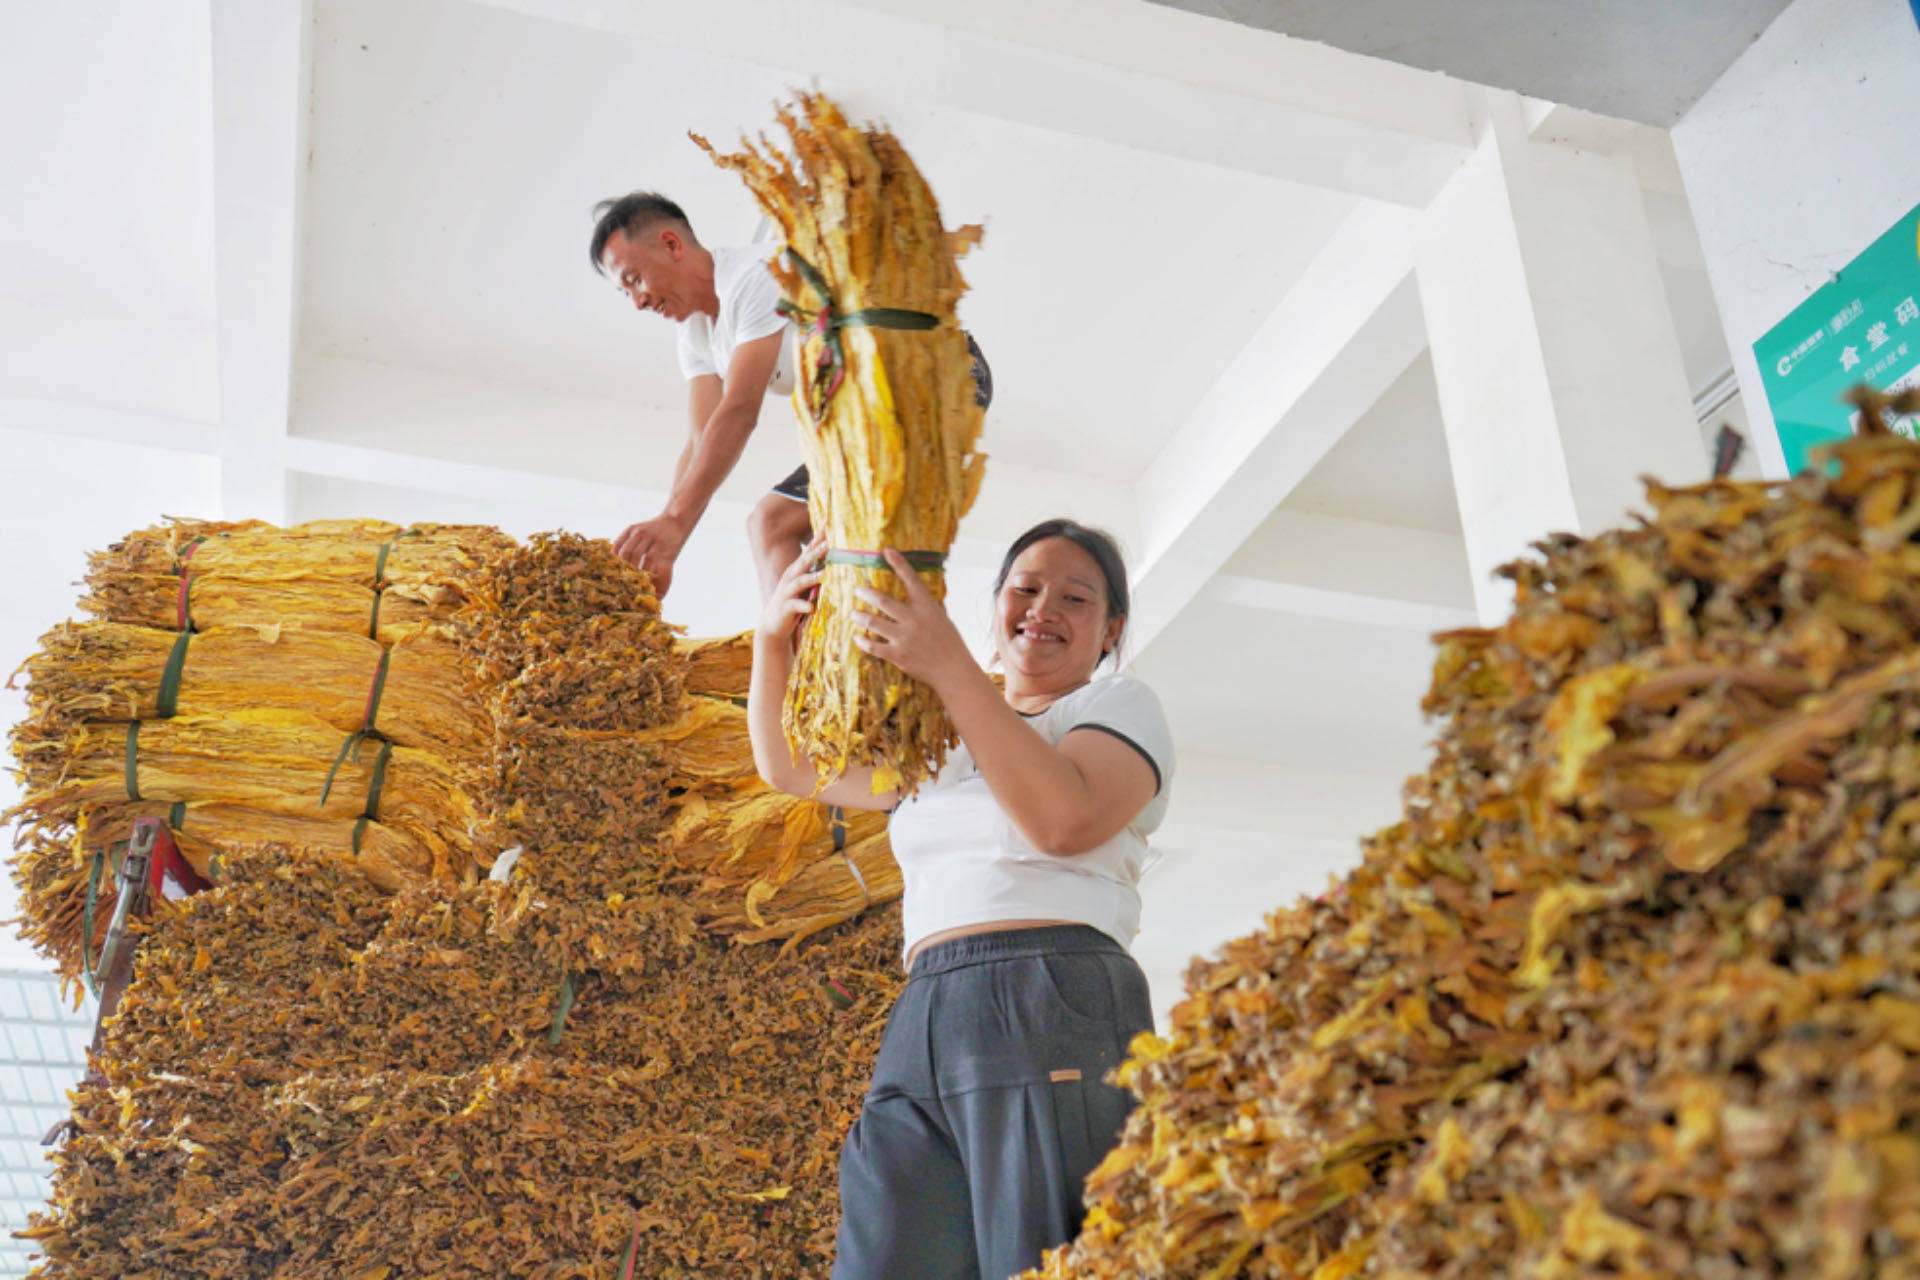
[1754,201,1920,473]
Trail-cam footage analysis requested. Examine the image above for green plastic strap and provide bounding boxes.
[779,249,941,425]
[830,806,847,854]
[364,741,393,820]
[369,529,421,637]
[368,535,398,638]
[822,548,947,572]
[351,816,369,857]
[124,722,142,802]
[168,801,185,829]
[319,731,369,806]
[781,252,938,333]
[363,648,391,735]
[155,629,191,718]
[548,974,576,1045]
[320,649,393,803]
[845,307,940,331]
[80,846,107,998]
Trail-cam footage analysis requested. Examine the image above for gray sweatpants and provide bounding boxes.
[830,925,1152,1280]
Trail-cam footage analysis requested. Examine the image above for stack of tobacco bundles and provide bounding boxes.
[698,93,987,796]
[1024,412,1920,1280]
[9,517,913,1277]
[8,519,507,980]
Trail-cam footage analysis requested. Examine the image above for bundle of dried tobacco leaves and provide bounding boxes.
[1025,406,1920,1280]
[675,631,754,700]
[697,93,987,796]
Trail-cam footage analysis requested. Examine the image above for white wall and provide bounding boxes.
[1672,0,1920,477]
[0,2,218,423]
[1132,752,1407,1027]
[0,426,222,971]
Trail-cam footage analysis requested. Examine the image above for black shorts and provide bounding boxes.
[829,925,1150,1280]
[772,464,811,503]
[767,331,993,506]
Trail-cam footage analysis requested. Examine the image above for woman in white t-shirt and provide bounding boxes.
[748,519,1174,1280]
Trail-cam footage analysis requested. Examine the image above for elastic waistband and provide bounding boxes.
[908,924,1124,979]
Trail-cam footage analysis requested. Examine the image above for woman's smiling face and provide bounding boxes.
[994,537,1123,686]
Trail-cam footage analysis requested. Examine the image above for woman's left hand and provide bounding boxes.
[851,549,975,690]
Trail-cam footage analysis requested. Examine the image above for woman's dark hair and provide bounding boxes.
[993,519,1131,662]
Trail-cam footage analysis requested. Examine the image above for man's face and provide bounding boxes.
[601,226,694,322]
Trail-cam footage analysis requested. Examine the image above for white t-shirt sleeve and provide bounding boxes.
[1058,676,1175,802]
[725,250,790,347]
[677,320,718,380]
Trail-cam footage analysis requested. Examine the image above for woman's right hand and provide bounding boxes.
[755,534,827,643]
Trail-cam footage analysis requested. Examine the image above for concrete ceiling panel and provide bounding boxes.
[1149,0,1794,125]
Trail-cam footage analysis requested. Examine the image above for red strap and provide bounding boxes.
[619,1206,643,1280]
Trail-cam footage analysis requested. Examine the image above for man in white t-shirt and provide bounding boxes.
[591,191,809,599]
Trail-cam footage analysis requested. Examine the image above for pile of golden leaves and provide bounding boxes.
[1028,405,1920,1280]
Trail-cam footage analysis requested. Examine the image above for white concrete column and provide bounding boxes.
[210,0,313,523]
[1417,91,1706,623]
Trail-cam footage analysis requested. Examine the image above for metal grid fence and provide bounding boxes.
[0,973,94,1279]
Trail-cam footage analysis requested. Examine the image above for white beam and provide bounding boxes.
[287,433,1009,569]
[1523,99,1688,197]
[1205,574,1476,633]
[1417,92,1707,624]
[285,434,659,518]
[1127,203,1427,656]
[210,0,314,523]
[285,433,1010,647]
[0,394,217,457]
[477,0,1474,204]
[294,353,1138,551]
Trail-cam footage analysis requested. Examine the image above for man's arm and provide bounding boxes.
[613,333,782,593]
[675,374,724,489]
[662,330,783,532]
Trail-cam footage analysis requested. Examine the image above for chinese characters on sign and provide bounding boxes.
[1754,201,1920,471]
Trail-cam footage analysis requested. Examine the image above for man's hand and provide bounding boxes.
[613,513,691,597]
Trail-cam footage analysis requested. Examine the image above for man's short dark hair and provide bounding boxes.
[590,192,694,274]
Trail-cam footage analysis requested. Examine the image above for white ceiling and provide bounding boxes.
[1282,352,1460,534]
[299,0,1359,488]
[0,1,217,421]
[1149,0,1797,125]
